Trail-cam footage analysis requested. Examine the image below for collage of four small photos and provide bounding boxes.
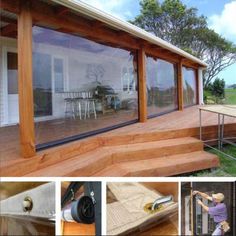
[1,181,235,235]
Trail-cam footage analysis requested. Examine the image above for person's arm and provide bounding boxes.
[197,199,209,212]
[193,190,212,201]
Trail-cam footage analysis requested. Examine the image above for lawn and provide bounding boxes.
[224,88,236,104]
[190,145,236,177]
[204,88,236,105]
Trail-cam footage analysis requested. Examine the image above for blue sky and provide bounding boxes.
[80,0,236,85]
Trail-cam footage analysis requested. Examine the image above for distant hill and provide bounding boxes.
[227,84,236,89]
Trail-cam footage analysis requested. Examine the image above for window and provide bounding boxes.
[122,67,136,92]
[146,56,178,117]
[183,67,197,107]
[7,52,18,94]
[54,58,65,93]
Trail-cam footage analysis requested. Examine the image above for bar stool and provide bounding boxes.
[63,92,76,119]
[72,92,82,120]
[83,91,97,119]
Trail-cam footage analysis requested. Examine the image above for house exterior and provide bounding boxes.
[0,0,207,159]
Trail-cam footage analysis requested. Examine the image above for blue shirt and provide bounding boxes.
[208,202,227,223]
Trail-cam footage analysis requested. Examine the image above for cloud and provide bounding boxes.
[209,1,236,42]
[78,0,135,20]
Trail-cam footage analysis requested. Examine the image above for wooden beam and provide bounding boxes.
[177,59,184,110]
[144,45,180,64]
[0,0,19,14]
[56,6,70,16]
[93,20,106,29]
[0,16,17,24]
[138,47,147,122]
[29,0,140,50]
[182,59,199,69]
[18,0,36,157]
[1,24,17,36]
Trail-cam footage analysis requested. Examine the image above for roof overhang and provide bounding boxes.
[51,0,208,68]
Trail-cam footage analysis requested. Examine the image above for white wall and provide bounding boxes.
[0,37,17,126]
[198,68,204,104]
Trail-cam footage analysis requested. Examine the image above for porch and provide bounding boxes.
[1,106,235,176]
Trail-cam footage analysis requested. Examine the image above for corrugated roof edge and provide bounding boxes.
[51,0,208,68]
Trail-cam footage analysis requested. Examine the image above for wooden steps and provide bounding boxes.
[25,136,219,177]
[106,137,203,163]
[93,151,219,177]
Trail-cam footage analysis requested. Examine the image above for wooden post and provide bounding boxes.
[18,0,36,157]
[195,69,200,105]
[190,185,194,236]
[177,59,184,110]
[138,47,147,122]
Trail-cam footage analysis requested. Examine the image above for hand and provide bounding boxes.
[197,199,202,205]
[193,191,199,195]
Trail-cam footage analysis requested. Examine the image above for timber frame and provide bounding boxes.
[0,0,206,158]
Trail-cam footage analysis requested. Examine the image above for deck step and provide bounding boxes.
[24,148,111,177]
[93,151,220,177]
[25,137,208,177]
[107,137,203,163]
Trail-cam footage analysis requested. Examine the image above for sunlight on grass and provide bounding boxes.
[225,88,236,104]
[189,145,236,177]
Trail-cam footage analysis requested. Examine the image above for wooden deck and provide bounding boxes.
[0,106,235,177]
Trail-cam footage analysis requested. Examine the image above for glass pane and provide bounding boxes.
[7,52,18,94]
[33,26,138,146]
[33,52,52,117]
[183,67,197,107]
[54,58,64,93]
[146,56,178,117]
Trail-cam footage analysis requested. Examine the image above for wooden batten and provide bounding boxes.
[177,59,184,110]
[18,0,36,157]
[0,0,20,14]
[138,47,147,122]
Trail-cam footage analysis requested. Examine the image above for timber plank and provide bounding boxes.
[95,151,219,177]
[107,137,203,163]
[24,137,204,177]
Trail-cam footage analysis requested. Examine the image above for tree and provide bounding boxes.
[130,0,236,88]
[210,78,225,99]
[202,31,236,87]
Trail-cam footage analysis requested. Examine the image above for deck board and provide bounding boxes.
[0,106,235,169]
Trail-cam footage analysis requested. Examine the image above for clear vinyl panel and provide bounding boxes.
[0,48,20,159]
[183,67,197,107]
[32,26,138,147]
[146,56,178,117]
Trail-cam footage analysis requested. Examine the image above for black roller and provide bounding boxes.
[71,196,95,224]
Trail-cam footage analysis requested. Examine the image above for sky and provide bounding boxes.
[79,0,236,85]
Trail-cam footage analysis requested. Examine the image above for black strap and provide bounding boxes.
[61,182,84,208]
[84,182,102,236]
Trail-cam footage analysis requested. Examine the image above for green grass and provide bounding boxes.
[204,88,236,105]
[225,88,236,104]
[190,145,236,177]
